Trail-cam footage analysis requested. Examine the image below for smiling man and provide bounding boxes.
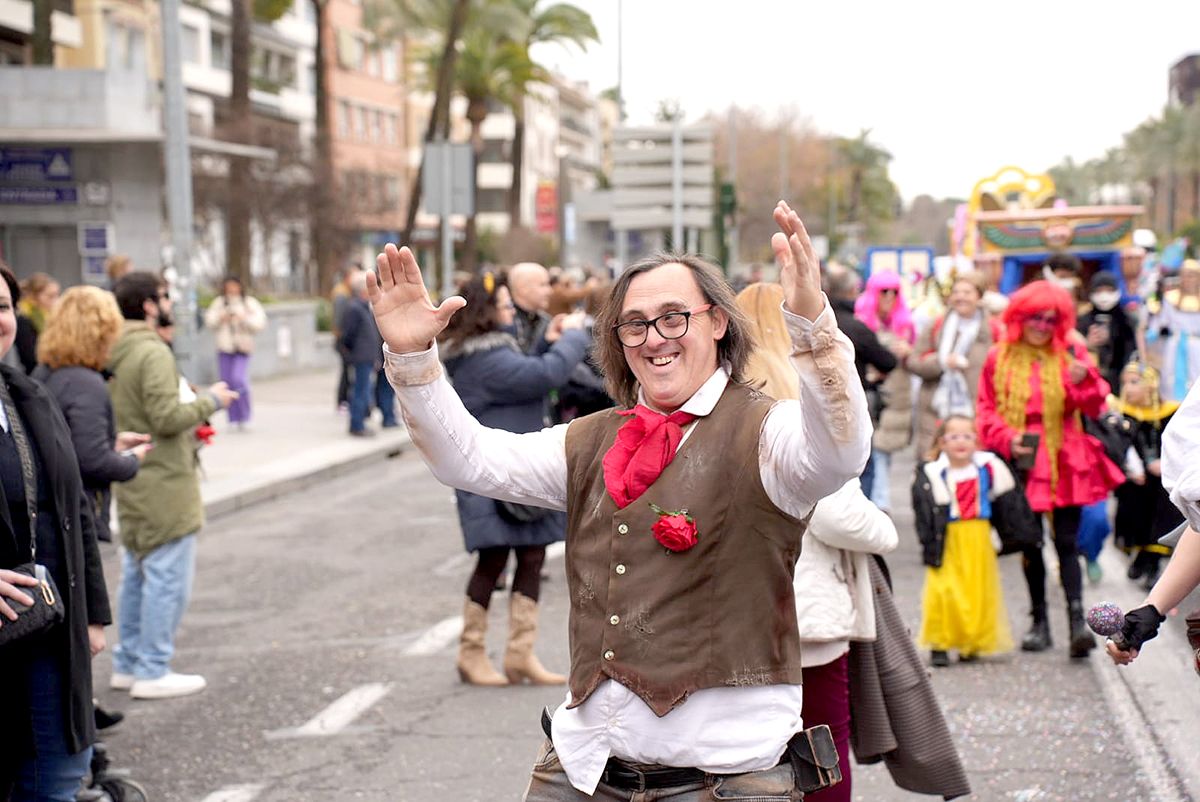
[371,202,870,800]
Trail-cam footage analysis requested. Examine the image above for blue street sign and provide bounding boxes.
[0,147,73,182]
[0,186,79,205]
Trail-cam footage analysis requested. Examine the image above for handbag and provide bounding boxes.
[1186,609,1200,677]
[786,724,842,794]
[495,500,550,525]
[0,377,65,649]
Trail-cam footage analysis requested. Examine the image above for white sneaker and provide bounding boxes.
[109,672,135,691]
[130,672,207,699]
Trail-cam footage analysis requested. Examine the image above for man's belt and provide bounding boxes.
[540,707,706,792]
[538,707,841,794]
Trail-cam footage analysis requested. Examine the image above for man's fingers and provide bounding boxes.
[771,232,792,268]
[398,247,423,286]
[435,296,467,325]
[379,244,398,290]
[789,211,819,268]
[366,268,382,304]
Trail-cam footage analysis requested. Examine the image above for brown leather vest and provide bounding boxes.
[563,382,808,717]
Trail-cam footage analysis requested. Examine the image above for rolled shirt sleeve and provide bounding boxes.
[759,297,873,519]
[382,344,569,511]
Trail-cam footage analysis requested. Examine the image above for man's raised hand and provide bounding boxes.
[368,244,467,354]
[771,201,824,320]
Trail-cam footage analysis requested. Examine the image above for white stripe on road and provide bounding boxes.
[290,683,393,737]
[402,615,462,656]
[199,785,264,802]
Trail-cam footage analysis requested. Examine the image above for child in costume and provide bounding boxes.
[1112,360,1185,590]
[913,415,1033,666]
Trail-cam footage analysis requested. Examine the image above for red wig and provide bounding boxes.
[1000,280,1076,349]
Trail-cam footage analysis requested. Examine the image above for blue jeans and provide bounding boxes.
[869,449,892,511]
[12,652,92,802]
[350,363,396,432]
[112,534,197,680]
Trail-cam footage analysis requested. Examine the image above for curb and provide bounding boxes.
[202,432,411,520]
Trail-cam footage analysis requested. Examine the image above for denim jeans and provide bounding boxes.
[112,533,197,680]
[521,740,800,801]
[350,363,397,432]
[869,449,891,511]
[12,651,92,802]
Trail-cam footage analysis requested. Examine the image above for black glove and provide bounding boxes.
[1117,604,1167,652]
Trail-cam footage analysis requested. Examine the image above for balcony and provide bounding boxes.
[0,0,82,48]
[0,66,159,142]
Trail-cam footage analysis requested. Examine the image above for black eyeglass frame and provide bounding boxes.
[613,304,713,348]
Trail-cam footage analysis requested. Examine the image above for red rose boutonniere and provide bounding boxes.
[649,502,699,553]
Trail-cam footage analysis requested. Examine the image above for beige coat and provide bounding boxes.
[204,295,267,354]
[906,312,995,459]
[872,331,913,454]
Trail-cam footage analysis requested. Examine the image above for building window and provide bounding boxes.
[337,100,351,138]
[181,24,201,65]
[353,105,366,140]
[370,109,383,142]
[364,48,380,78]
[210,30,230,70]
[383,113,396,145]
[336,28,364,71]
[381,47,399,84]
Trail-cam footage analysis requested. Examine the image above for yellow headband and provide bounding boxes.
[483,272,495,294]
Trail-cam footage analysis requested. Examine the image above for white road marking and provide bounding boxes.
[402,615,463,656]
[200,785,265,802]
[266,682,393,739]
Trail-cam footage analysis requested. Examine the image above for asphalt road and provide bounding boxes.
[90,450,1184,801]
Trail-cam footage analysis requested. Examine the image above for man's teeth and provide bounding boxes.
[651,356,674,366]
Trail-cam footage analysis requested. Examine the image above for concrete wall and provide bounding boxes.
[190,300,339,384]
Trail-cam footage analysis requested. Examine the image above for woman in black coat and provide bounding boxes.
[0,265,112,802]
[31,285,151,544]
[439,273,589,688]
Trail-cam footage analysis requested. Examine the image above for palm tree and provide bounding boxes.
[422,26,539,268]
[366,0,474,242]
[502,0,597,230]
[837,129,896,235]
[226,0,293,287]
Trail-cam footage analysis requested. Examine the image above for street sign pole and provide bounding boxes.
[440,140,453,301]
[160,0,196,378]
[671,118,683,250]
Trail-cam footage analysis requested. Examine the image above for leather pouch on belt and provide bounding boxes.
[786,724,842,794]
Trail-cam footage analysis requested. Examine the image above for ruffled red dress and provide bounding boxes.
[976,342,1126,513]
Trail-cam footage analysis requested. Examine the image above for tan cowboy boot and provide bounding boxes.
[457,598,508,686]
[503,592,566,685]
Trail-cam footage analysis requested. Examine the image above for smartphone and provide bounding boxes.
[1016,432,1040,471]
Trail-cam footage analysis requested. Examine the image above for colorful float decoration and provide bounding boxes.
[952,166,1145,295]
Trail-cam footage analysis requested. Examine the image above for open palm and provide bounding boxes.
[771,200,824,320]
[367,244,467,353]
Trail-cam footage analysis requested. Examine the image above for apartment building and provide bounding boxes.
[325,0,406,269]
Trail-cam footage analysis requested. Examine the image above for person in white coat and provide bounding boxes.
[794,478,898,802]
[736,282,898,802]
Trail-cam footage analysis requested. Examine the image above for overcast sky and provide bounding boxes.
[533,0,1200,202]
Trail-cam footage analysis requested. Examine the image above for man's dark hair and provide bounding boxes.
[0,260,20,304]
[592,252,754,408]
[114,272,165,321]
[1045,252,1082,276]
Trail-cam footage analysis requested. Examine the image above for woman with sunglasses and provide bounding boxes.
[977,280,1126,658]
[854,271,915,512]
[438,273,590,687]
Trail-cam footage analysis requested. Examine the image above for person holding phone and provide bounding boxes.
[977,281,1126,659]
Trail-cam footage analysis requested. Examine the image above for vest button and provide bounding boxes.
[617,524,629,535]
[609,614,620,625]
[604,649,615,661]
[615,564,626,575]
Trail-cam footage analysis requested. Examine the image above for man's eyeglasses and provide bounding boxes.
[614,304,712,348]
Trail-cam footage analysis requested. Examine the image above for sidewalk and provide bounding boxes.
[197,368,410,518]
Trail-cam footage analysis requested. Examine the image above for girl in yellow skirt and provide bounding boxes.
[913,415,1030,666]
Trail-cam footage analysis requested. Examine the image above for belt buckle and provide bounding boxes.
[604,762,648,793]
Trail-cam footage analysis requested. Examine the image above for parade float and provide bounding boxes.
[952,166,1146,295]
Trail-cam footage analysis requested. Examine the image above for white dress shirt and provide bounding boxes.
[384,298,870,794]
[1163,379,1200,531]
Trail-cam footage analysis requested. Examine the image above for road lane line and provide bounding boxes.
[200,785,264,802]
[402,615,462,656]
[290,683,393,737]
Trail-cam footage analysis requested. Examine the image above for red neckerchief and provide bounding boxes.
[601,404,696,509]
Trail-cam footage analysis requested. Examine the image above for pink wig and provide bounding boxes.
[1000,280,1077,349]
[854,271,915,343]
